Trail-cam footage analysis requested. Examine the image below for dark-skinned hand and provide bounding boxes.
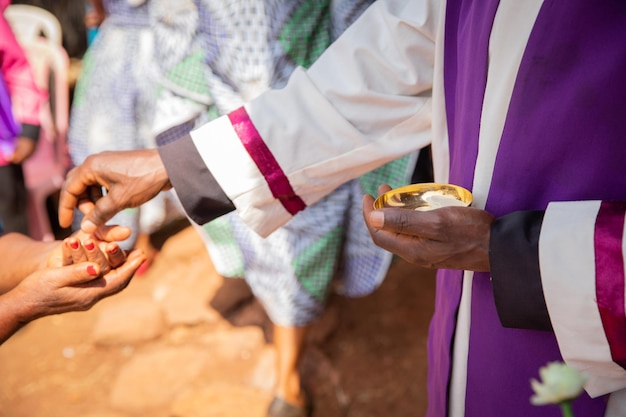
[58,149,171,234]
[362,184,494,271]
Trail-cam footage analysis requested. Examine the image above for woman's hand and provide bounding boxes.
[6,249,145,322]
[46,226,131,268]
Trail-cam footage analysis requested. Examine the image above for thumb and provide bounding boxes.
[80,193,121,234]
[93,225,132,242]
[54,262,102,286]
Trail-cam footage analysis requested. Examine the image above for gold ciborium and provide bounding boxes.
[373,183,472,211]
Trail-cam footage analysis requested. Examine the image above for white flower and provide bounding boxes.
[530,362,587,405]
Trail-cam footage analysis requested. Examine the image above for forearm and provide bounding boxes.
[0,288,32,344]
[0,233,58,293]
[184,0,437,237]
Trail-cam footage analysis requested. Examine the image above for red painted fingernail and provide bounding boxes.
[87,265,98,276]
[69,240,79,250]
[108,246,119,255]
[84,241,95,251]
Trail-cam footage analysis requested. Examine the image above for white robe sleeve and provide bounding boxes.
[539,200,626,398]
[188,0,440,237]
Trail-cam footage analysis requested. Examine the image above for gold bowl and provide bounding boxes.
[373,183,472,211]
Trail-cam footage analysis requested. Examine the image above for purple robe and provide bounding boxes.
[427,1,626,415]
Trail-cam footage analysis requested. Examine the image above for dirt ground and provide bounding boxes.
[0,221,436,417]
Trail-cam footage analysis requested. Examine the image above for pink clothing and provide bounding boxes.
[0,3,44,164]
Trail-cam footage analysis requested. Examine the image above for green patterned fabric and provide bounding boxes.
[201,215,245,278]
[293,225,343,302]
[153,0,419,326]
[279,0,332,68]
[165,50,213,98]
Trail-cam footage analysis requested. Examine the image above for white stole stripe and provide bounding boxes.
[449,270,474,417]
[540,201,626,398]
[447,2,543,416]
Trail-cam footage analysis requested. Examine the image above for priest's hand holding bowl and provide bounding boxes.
[362,183,494,272]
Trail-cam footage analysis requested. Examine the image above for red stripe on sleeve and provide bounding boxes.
[228,107,306,215]
[595,201,626,369]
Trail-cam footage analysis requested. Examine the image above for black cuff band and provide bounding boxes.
[159,134,235,225]
[490,210,552,331]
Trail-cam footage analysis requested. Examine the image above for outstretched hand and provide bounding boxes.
[46,227,131,272]
[37,227,147,318]
[0,229,146,344]
[58,149,171,234]
[9,248,145,322]
[362,185,494,272]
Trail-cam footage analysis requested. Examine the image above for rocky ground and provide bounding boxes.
[0,221,436,417]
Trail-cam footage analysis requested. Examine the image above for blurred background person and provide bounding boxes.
[149,1,420,416]
[67,0,164,272]
[0,0,44,235]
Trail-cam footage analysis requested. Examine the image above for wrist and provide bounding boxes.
[0,289,36,344]
[147,149,172,191]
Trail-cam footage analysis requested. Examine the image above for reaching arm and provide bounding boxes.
[58,0,439,237]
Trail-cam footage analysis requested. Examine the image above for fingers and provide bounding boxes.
[71,226,131,245]
[366,204,445,240]
[54,261,103,287]
[380,208,433,235]
[76,185,103,216]
[59,160,107,231]
[367,227,429,265]
[63,237,88,264]
[58,166,89,228]
[93,225,132,242]
[56,251,144,310]
[83,238,113,275]
[59,149,171,233]
[89,249,146,296]
[80,190,122,234]
[104,243,126,269]
[62,235,126,273]
[378,184,393,194]
[26,252,145,319]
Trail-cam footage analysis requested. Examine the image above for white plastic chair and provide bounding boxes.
[4,4,62,46]
[20,37,71,241]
